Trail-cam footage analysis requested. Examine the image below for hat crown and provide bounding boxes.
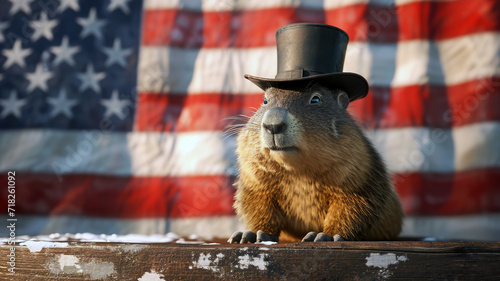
[275,23,349,79]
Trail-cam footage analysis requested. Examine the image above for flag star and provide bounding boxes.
[2,40,32,69]
[47,89,78,118]
[0,22,9,43]
[26,63,53,93]
[101,90,130,119]
[50,36,80,67]
[103,38,133,67]
[30,12,59,41]
[8,0,34,15]
[77,64,106,93]
[77,8,106,40]
[58,0,80,12]
[108,0,132,14]
[0,91,27,119]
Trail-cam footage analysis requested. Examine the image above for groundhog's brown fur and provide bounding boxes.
[233,85,404,241]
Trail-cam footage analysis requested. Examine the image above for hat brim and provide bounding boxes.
[244,72,368,102]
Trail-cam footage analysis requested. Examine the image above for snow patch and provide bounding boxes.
[20,240,69,252]
[256,241,278,245]
[9,232,181,243]
[79,232,180,243]
[176,238,205,244]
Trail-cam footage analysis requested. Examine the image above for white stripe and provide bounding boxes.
[0,129,237,177]
[138,32,500,94]
[4,215,245,240]
[5,214,500,241]
[137,46,272,94]
[143,0,443,11]
[368,122,500,173]
[1,123,499,176]
[402,214,500,241]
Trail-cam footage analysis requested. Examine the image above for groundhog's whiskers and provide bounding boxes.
[222,116,260,139]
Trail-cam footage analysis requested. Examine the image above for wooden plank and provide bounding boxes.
[1,241,499,280]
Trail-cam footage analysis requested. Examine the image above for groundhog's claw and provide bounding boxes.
[256,230,279,243]
[333,234,345,241]
[228,230,278,244]
[301,231,319,242]
[228,231,256,243]
[302,232,345,242]
[228,231,243,243]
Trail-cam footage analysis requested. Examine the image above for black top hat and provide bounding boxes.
[245,23,368,102]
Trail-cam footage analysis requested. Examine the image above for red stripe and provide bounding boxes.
[395,168,500,216]
[135,93,262,131]
[141,0,500,47]
[1,169,499,218]
[1,173,236,219]
[351,77,500,129]
[134,77,500,132]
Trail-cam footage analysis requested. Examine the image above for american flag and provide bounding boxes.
[1,0,499,241]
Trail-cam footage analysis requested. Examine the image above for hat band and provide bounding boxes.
[275,69,324,79]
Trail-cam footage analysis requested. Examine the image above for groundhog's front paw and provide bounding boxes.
[228,230,279,244]
[301,232,345,242]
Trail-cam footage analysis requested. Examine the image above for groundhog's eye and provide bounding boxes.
[263,97,268,105]
[309,95,321,104]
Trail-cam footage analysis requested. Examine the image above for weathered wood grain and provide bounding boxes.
[1,241,499,280]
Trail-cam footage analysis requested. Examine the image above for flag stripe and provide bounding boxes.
[368,122,500,173]
[137,32,500,94]
[353,77,500,129]
[3,215,245,238]
[0,173,236,219]
[134,77,500,132]
[4,214,500,241]
[401,214,500,241]
[395,168,500,216]
[0,130,237,177]
[1,169,499,218]
[1,122,499,176]
[142,0,500,47]
[135,92,262,132]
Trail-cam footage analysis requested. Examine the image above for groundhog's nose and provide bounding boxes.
[262,107,288,134]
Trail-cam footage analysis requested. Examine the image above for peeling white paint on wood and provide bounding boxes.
[365,253,408,269]
[236,253,269,270]
[58,254,81,272]
[190,253,225,273]
[190,251,270,275]
[366,253,408,278]
[49,254,116,280]
[138,270,165,281]
[20,240,69,252]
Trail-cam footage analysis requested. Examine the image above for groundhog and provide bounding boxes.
[228,84,404,243]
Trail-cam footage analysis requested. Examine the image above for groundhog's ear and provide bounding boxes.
[337,92,349,109]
